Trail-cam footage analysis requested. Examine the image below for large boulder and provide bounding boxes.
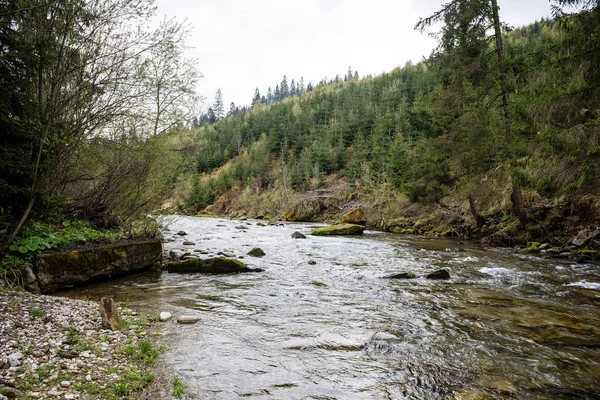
[34,239,162,293]
[340,207,366,226]
[311,223,364,236]
[291,231,307,239]
[166,257,263,274]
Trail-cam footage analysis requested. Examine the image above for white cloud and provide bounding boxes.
[154,0,553,110]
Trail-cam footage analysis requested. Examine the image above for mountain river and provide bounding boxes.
[58,215,600,399]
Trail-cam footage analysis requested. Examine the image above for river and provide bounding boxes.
[58,215,600,399]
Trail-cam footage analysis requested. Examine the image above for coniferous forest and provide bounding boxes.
[1,0,600,275]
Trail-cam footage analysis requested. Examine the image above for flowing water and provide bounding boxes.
[58,216,600,399]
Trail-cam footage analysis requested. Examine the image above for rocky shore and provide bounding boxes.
[0,291,166,399]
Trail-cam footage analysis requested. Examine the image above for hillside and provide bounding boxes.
[172,17,599,250]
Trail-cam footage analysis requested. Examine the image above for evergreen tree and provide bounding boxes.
[299,77,305,94]
[227,102,237,117]
[290,79,297,96]
[416,0,527,228]
[307,82,314,92]
[274,84,281,102]
[251,88,261,107]
[267,87,274,104]
[206,107,216,124]
[353,71,359,81]
[213,89,224,120]
[280,75,289,98]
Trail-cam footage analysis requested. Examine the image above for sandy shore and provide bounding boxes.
[0,290,169,399]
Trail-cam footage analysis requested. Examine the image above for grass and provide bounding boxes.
[122,340,164,365]
[111,368,155,397]
[172,377,185,399]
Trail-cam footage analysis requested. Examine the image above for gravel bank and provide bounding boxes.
[0,291,167,399]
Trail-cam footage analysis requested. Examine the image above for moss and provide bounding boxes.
[166,257,263,274]
[35,240,162,293]
[311,223,364,236]
[526,242,540,253]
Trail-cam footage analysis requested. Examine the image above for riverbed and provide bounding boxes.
[58,216,600,399]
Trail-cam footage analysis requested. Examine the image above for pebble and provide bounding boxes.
[159,312,173,322]
[0,291,162,399]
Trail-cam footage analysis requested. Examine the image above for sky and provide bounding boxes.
[154,0,554,111]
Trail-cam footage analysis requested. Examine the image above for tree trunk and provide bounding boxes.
[511,185,528,230]
[7,198,35,246]
[490,0,527,229]
[468,195,484,228]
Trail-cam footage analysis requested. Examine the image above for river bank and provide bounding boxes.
[0,290,170,399]
[177,180,600,263]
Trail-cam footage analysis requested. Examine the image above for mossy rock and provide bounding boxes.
[35,239,162,293]
[340,208,366,225]
[385,271,416,279]
[311,223,364,236]
[247,247,266,257]
[166,257,263,274]
[526,242,540,253]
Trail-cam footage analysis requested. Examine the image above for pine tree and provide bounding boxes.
[353,71,359,81]
[299,77,305,94]
[213,89,224,120]
[290,79,297,96]
[267,87,274,104]
[307,82,313,92]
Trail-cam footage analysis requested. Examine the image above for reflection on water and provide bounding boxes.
[58,216,600,399]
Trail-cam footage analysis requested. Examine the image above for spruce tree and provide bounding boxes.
[267,87,274,104]
[280,75,289,98]
[290,79,297,96]
[299,77,305,94]
[251,88,261,107]
[213,89,224,120]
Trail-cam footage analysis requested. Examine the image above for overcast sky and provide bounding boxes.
[154,0,554,111]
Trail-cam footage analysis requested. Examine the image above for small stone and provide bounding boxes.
[177,316,201,324]
[182,241,196,246]
[159,312,172,322]
[308,260,317,265]
[47,389,60,396]
[291,231,306,239]
[29,392,41,398]
[64,394,77,400]
[61,381,71,388]
[177,231,187,236]
[7,352,23,367]
[235,225,248,230]
[86,374,92,382]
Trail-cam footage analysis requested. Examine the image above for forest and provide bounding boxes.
[1,0,599,281]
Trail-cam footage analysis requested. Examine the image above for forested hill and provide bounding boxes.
[177,14,599,246]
